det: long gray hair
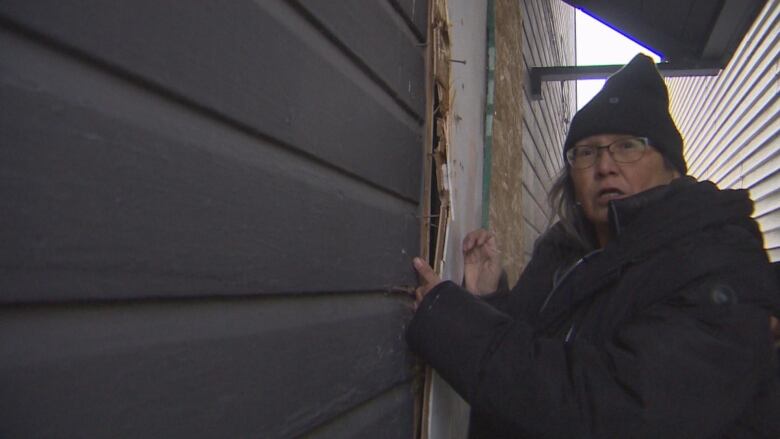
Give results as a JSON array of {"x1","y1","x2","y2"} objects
[{"x1": 547, "y1": 168, "x2": 598, "y2": 252}]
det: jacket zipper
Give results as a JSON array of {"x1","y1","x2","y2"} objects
[
  {"x1": 564, "y1": 324, "x2": 576, "y2": 343},
  {"x1": 538, "y1": 248, "x2": 602, "y2": 314},
  {"x1": 609, "y1": 201, "x2": 621, "y2": 236}
]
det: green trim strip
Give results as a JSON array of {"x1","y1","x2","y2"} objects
[{"x1": 482, "y1": 0, "x2": 496, "y2": 228}]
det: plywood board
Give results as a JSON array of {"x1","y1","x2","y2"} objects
[{"x1": 489, "y1": 0, "x2": 526, "y2": 285}]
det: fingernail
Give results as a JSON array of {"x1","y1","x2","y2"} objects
[{"x1": 413, "y1": 257, "x2": 423, "y2": 268}]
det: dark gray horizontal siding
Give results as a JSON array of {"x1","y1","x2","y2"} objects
[
  {"x1": 0, "y1": 0, "x2": 424, "y2": 436},
  {"x1": 0, "y1": 0, "x2": 422, "y2": 201},
  {"x1": 0, "y1": 293, "x2": 414, "y2": 439},
  {"x1": 390, "y1": 0, "x2": 428, "y2": 40},
  {"x1": 302, "y1": 382, "x2": 415, "y2": 438},
  {"x1": 293, "y1": 0, "x2": 425, "y2": 116},
  {"x1": 0, "y1": 3, "x2": 423, "y2": 303},
  {"x1": 0, "y1": 28, "x2": 419, "y2": 302}
]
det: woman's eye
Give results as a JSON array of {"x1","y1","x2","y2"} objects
[
  {"x1": 576, "y1": 147, "x2": 594, "y2": 157},
  {"x1": 617, "y1": 140, "x2": 639, "y2": 150}
]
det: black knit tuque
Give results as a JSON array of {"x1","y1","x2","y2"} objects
[{"x1": 563, "y1": 53, "x2": 687, "y2": 175}]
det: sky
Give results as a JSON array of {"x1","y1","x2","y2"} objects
[{"x1": 576, "y1": 10, "x2": 660, "y2": 109}]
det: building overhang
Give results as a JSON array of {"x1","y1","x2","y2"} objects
[{"x1": 530, "y1": 0, "x2": 767, "y2": 100}]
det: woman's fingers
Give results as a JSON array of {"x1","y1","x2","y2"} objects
[
  {"x1": 464, "y1": 231, "x2": 498, "y2": 263},
  {"x1": 463, "y1": 229, "x2": 488, "y2": 252},
  {"x1": 477, "y1": 231, "x2": 494, "y2": 247},
  {"x1": 463, "y1": 229, "x2": 492, "y2": 252}
]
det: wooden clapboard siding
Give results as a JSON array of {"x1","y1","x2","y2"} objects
[
  {"x1": 0, "y1": 0, "x2": 424, "y2": 437},
  {"x1": 667, "y1": 0, "x2": 779, "y2": 260},
  {"x1": 520, "y1": 0, "x2": 576, "y2": 262}
]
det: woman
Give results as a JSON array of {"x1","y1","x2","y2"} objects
[{"x1": 406, "y1": 54, "x2": 780, "y2": 438}]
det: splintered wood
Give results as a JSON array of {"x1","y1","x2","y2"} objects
[
  {"x1": 416, "y1": 2, "x2": 452, "y2": 439},
  {"x1": 431, "y1": 0, "x2": 452, "y2": 276}
]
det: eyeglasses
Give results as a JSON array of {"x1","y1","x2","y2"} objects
[{"x1": 566, "y1": 136, "x2": 650, "y2": 169}]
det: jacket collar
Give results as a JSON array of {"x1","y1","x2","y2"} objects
[
  {"x1": 537, "y1": 177, "x2": 759, "y2": 326},
  {"x1": 605, "y1": 177, "x2": 758, "y2": 256},
  {"x1": 607, "y1": 177, "x2": 680, "y2": 238}
]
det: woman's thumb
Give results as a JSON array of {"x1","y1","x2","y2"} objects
[{"x1": 413, "y1": 257, "x2": 436, "y2": 283}]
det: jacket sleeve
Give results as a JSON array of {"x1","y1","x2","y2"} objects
[
  {"x1": 406, "y1": 279, "x2": 774, "y2": 438},
  {"x1": 473, "y1": 270, "x2": 510, "y2": 310}
]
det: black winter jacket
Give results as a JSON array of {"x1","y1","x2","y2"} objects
[{"x1": 407, "y1": 177, "x2": 780, "y2": 438}]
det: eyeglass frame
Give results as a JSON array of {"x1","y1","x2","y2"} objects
[{"x1": 565, "y1": 136, "x2": 651, "y2": 169}]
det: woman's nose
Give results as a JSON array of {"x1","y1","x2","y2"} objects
[{"x1": 594, "y1": 148, "x2": 619, "y2": 174}]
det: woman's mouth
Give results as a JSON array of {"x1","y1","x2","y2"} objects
[{"x1": 597, "y1": 188, "x2": 625, "y2": 202}]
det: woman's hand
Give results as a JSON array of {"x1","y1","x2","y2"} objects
[
  {"x1": 463, "y1": 229, "x2": 502, "y2": 295},
  {"x1": 412, "y1": 257, "x2": 442, "y2": 307}
]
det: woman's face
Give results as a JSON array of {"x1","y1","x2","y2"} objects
[{"x1": 570, "y1": 134, "x2": 680, "y2": 235}]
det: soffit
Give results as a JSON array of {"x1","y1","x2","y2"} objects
[{"x1": 563, "y1": 0, "x2": 767, "y2": 67}]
